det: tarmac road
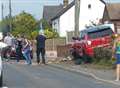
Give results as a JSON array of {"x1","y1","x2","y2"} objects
[{"x1": 2, "y1": 62, "x2": 120, "y2": 88}]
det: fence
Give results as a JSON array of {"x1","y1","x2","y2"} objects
[
  {"x1": 45, "y1": 38, "x2": 66, "y2": 51},
  {"x1": 32, "y1": 38, "x2": 66, "y2": 58},
  {"x1": 57, "y1": 45, "x2": 71, "y2": 57},
  {"x1": 66, "y1": 31, "x2": 74, "y2": 43}
]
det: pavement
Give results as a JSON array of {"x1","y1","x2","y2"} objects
[{"x1": 47, "y1": 62, "x2": 120, "y2": 86}]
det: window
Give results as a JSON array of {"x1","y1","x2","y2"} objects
[
  {"x1": 80, "y1": 31, "x2": 86, "y2": 39},
  {"x1": 88, "y1": 28, "x2": 113, "y2": 39},
  {"x1": 88, "y1": 4, "x2": 91, "y2": 9}
]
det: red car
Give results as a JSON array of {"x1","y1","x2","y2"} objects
[{"x1": 70, "y1": 24, "x2": 114, "y2": 61}]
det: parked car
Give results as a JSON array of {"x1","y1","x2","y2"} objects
[
  {"x1": 0, "y1": 32, "x2": 8, "y2": 87},
  {"x1": 0, "y1": 32, "x2": 4, "y2": 87},
  {"x1": 70, "y1": 24, "x2": 114, "y2": 62}
]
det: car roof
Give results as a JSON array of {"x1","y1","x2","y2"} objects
[{"x1": 81, "y1": 25, "x2": 111, "y2": 33}]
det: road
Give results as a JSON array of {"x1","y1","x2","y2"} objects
[{"x1": 2, "y1": 62, "x2": 120, "y2": 88}]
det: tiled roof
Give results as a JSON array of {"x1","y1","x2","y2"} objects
[
  {"x1": 43, "y1": 5, "x2": 63, "y2": 24},
  {"x1": 51, "y1": 1, "x2": 75, "y2": 20},
  {"x1": 105, "y1": 3, "x2": 120, "y2": 20}
]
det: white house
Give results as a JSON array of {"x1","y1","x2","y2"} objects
[{"x1": 51, "y1": 0, "x2": 105, "y2": 37}]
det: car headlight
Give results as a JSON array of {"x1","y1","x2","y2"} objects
[{"x1": 87, "y1": 40, "x2": 92, "y2": 45}]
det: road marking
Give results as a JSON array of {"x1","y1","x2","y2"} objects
[{"x1": 2, "y1": 87, "x2": 8, "y2": 88}]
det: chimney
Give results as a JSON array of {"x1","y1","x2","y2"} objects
[{"x1": 63, "y1": 0, "x2": 68, "y2": 8}]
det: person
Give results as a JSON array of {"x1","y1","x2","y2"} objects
[
  {"x1": 16, "y1": 35, "x2": 23, "y2": 62},
  {"x1": 0, "y1": 33, "x2": 8, "y2": 58},
  {"x1": 3, "y1": 33, "x2": 13, "y2": 60},
  {"x1": 22, "y1": 36, "x2": 32, "y2": 65},
  {"x1": 29, "y1": 40, "x2": 33, "y2": 59},
  {"x1": 112, "y1": 34, "x2": 120, "y2": 81},
  {"x1": 36, "y1": 31, "x2": 46, "y2": 65}
]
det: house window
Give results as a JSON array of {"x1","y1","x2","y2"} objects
[
  {"x1": 54, "y1": 22, "x2": 56, "y2": 26},
  {"x1": 88, "y1": 4, "x2": 91, "y2": 9}
]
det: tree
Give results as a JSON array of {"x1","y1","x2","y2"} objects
[
  {"x1": 12, "y1": 11, "x2": 38, "y2": 38},
  {"x1": 0, "y1": 16, "x2": 10, "y2": 34},
  {"x1": 40, "y1": 19, "x2": 59, "y2": 38}
]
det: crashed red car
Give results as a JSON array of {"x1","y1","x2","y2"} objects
[{"x1": 70, "y1": 24, "x2": 114, "y2": 60}]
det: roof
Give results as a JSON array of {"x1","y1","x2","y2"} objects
[
  {"x1": 100, "y1": 0, "x2": 106, "y2": 4},
  {"x1": 105, "y1": 3, "x2": 120, "y2": 20},
  {"x1": 51, "y1": 1, "x2": 75, "y2": 20},
  {"x1": 43, "y1": 5, "x2": 63, "y2": 24},
  {"x1": 51, "y1": 0, "x2": 105, "y2": 21},
  {"x1": 83, "y1": 25, "x2": 111, "y2": 33}
]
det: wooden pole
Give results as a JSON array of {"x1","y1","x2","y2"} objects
[
  {"x1": 75, "y1": 0, "x2": 80, "y2": 37},
  {"x1": 9, "y1": 0, "x2": 12, "y2": 32}
]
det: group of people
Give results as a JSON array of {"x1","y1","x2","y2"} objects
[
  {"x1": 2, "y1": 31, "x2": 46, "y2": 65},
  {"x1": 3, "y1": 33, "x2": 33, "y2": 65}
]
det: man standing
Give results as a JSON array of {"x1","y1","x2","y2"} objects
[{"x1": 36, "y1": 31, "x2": 46, "y2": 65}]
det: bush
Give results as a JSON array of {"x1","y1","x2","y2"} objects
[{"x1": 93, "y1": 47, "x2": 113, "y2": 65}]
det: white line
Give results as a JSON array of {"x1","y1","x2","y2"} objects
[{"x1": 2, "y1": 87, "x2": 8, "y2": 88}]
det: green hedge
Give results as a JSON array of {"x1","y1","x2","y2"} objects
[{"x1": 93, "y1": 47, "x2": 113, "y2": 65}]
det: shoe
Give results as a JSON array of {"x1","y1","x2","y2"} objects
[
  {"x1": 37, "y1": 62, "x2": 40, "y2": 65},
  {"x1": 41, "y1": 63, "x2": 46, "y2": 66},
  {"x1": 115, "y1": 79, "x2": 119, "y2": 81}
]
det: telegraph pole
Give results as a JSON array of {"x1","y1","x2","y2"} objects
[
  {"x1": 1, "y1": 3, "x2": 4, "y2": 20},
  {"x1": 74, "y1": 0, "x2": 80, "y2": 37},
  {"x1": 9, "y1": 0, "x2": 12, "y2": 32}
]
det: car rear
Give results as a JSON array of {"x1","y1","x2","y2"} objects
[{"x1": 84, "y1": 26, "x2": 114, "y2": 56}]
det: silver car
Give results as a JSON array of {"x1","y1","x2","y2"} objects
[{"x1": 0, "y1": 32, "x2": 8, "y2": 87}]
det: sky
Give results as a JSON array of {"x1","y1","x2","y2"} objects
[
  {"x1": 0, "y1": 0, "x2": 120, "y2": 21},
  {"x1": 0, "y1": 0, "x2": 73, "y2": 20}
]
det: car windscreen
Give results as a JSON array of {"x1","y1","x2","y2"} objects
[{"x1": 87, "y1": 27, "x2": 113, "y2": 39}]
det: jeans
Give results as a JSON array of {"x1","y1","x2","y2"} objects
[
  {"x1": 36, "y1": 48, "x2": 45, "y2": 64},
  {"x1": 16, "y1": 47, "x2": 22, "y2": 62},
  {"x1": 22, "y1": 48, "x2": 32, "y2": 64}
]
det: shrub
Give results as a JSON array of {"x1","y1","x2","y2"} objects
[{"x1": 93, "y1": 47, "x2": 112, "y2": 64}]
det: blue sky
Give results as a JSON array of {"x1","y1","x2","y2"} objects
[
  {"x1": 0, "y1": 0, "x2": 73, "y2": 20},
  {"x1": 0, "y1": 0, "x2": 120, "y2": 20}
]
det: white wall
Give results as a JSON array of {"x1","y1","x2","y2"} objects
[
  {"x1": 79, "y1": 0, "x2": 105, "y2": 30},
  {"x1": 59, "y1": 6, "x2": 75, "y2": 37}
]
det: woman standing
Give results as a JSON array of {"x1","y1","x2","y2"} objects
[
  {"x1": 22, "y1": 36, "x2": 32, "y2": 65},
  {"x1": 113, "y1": 34, "x2": 120, "y2": 81}
]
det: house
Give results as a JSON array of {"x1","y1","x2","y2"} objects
[
  {"x1": 51, "y1": 0, "x2": 106, "y2": 37},
  {"x1": 102, "y1": 3, "x2": 120, "y2": 33}
]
